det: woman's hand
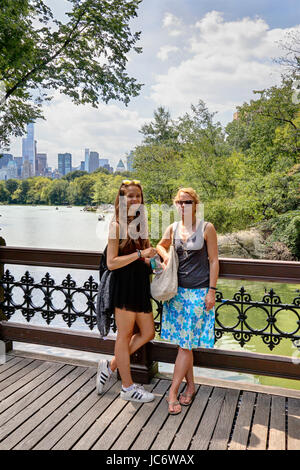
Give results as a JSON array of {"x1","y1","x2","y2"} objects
[
  {"x1": 141, "y1": 247, "x2": 157, "y2": 258},
  {"x1": 205, "y1": 290, "x2": 216, "y2": 311}
]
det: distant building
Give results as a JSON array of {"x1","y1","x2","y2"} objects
[
  {"x1": 58, "y1": 153, "x2": 72, "y2": 176},
  {"x1": 80, "y1": 161, "x2": 85, "y2": 171},
  {"x1": 89, "y1": 151, "x2": 99, "y2": 173},
  {"x1": 99, "y1": 158, "x2": 109, "y2": 167},
  {"x1": 0, "y1": 168, "x2": 8, "y2": 180},
  {"x1": 126, "y1": 152, "x2": 134, "y2": 172},
  {"x1": 7, "y1": 160, "x2": 18, "y2": 179},
  {"x1": 0, "y1": 153, "x2": 13, "y2": 169},
  {"x1": 103, "y1": 163, "x2": 113, "y2": 173},
  {"x1": 84, "y1": 148, "x2": 89, "y2": 173},
  {"x1": 36, "y1": 153, "x2": 47, "y2": 176},
  {"x1": 115, "y1": 159, "x2": 126, "y2": 173},
  {"x1": 22, "y1": 123, "x2": 36, "y2": 175},
  {"x1": 14, "y1": 157, "x2": 23, "y2": 178},
  {"x1": 22, "y1": 159, "x2": 33, "y2": 179}
]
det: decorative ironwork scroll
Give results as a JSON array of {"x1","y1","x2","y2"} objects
[{"x1": 0, "y1": 269, "x2": 299, "y2": 351}]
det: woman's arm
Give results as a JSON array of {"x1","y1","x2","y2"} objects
[
  {"x1": 156, "y1": 224, "x2": 173, "y2": 265},
  {"x1": 106, "y1": 222, "x2": 156, "y2": 270},
  {"x1": 205, "y1": 222, "x2": 219, "y2": 309}
]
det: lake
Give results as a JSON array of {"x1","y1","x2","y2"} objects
[{"x1": 1, "y1": 204, "x2": 299, "y2": 390}]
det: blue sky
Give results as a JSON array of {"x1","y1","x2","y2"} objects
[{"x1": 9, "y1": 0, "x2": 300, "y2": 170}]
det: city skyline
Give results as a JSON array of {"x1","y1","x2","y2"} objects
[{"x1": 6, "y1": 1, "x2": 300, "y2": 168}]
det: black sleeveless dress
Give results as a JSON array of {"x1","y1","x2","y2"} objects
[{"x1": 112, "y1": 254, "x2": 153, "y2": 313}]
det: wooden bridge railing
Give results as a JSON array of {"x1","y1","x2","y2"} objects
[{"x1": 0, "y1": 245, "x2": 299, "y2": 383}]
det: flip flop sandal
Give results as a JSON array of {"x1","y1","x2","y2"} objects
[
  {"x1": 166, "y1": 397, "x2": 182, "y2": 415},
  {"x1": 179, "y1": 391, "x2": 196, "y2": 406}
]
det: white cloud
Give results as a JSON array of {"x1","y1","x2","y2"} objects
[
  {"x1": 151, "y1": 11, "x2": 298, "y2": 122},
  {"x1": 163, "y1": 12, "x2": 185, "y2": 37},
  {"x1": 157, "y1": 45, "x2": 180, "y2": 61}
]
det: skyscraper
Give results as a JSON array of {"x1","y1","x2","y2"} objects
[
  {"x1": 89, "y1": 151, "x2": 99, "y2": 173},
  {"x1": 36, "y1": 153, "x2": 47, "y2": 176},
  {"x1": 22, "y1": 123, "x2": 36, "y2": 175},
  {"x1": 84, "y1": 149, "x2": 90, "y2": 173},
  {"x1": 58, "y1": 153, "x2": 72, "y2": 176}
]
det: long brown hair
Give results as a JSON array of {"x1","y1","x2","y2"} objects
[{"x1": 114, "y1": 182, "x2": 149, "y2": 255}]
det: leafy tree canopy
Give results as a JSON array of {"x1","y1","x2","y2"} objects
[{"x1": 0, "y1": 0, "x2": 143, "y2": 149}]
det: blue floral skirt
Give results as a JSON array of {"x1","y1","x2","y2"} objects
[{"x1": 160, "y1": 286, "x2": 215, "y2": 350}]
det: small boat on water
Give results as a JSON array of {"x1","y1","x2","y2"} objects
[{"x1": 98, "y1": 214, "x2": 105, "y2": 221}]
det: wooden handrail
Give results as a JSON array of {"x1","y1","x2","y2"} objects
[{"x1": 0, "y1": 246, "x2": 299, "y2": 282}]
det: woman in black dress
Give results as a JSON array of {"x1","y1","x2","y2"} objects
[{"x1": 96, "y1": 180, "x2": 157, "y2": 403}]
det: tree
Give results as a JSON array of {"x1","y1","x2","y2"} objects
[
  {"x1": 226, "y1": 79, "x2": 300, "y2": 174},
  {"x1": 139, "y1": 106, "x2": 178, "y2": 146},
  {"x1": 276, "y1": 29, "x2": 300, "y2": 75},
  {"x1": 0, "y1": 0, "x2": 143, "y2": 149}
]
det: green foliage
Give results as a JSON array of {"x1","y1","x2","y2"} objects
[{"x1": 0, "y1": 0, "x2": 143, "y2": 149}]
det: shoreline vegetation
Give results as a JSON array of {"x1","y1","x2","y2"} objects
[{"x1": 1, "y1": 80, "x2": 300, "y2": 261}]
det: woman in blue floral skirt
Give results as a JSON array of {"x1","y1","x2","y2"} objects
[{"x1": 156, "y1": 187, "x2": 219, "y2": 415}]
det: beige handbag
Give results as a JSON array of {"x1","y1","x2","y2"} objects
[{"x1": 150, "y1": 223, "x2": 179, "y2": 302}]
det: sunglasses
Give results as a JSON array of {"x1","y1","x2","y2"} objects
[
  {"x1": 122, "y1": 179, "x2": 141, "y2": 185},
  {"x1": 176, "y1": 200, "x2": 194, "y2": 206}
]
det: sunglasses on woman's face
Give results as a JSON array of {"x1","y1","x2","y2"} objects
[
  {"x1": 122, "y1": 179, "x2": 141, "y2": 185},
  {"x1": 176, "y1": 200, "x2": 194, "y2": 206}
]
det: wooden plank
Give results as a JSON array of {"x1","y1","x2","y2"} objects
[
  {"x1": 111, "y1": 380, "x2": 170, "y2": 451},
  {"x1": 0, "y1": 356, "x2": 24, "y2": 375},
  {"x1": 151, "y1": 384, "x2": 199, "y2": 451},
  {"x1": 34, "y1": 375, "x2": 119, "y2": 450},
  {"x1": 248, "y1": 393, "x2": 271, "y2": 450},
  {"x1": 190, "y1": 387, "x2": 226, "y2": 450},
  {"x1": 91, "y1": 380, "x2": 159, "y2": 450},
  {"x1": 228, "y1": 392, "x2": 256, "y2": 450},
  {"x1": 72, "y1": 391, "x2": 131, "y2": 450},
  {"x1": 287, "y1": 398, "x2": 300, "y2": 450},
  {"x1": 2, "y1": 246, "x2": 299, "y2": 282},
  {"x1": 0, "y1": 364, "x2": 74, "y2": 435},
  {"x1": 0, "y1": 360, "x2": 44, "y2": 396},
  {"x1": 0, "y1": 362, "x2": 65, "y2": 417},
  {"x1": 52, "y1": 380, "x2": 122, "y2": 450},
  {"x1": 0, "y1": 360, "x2": 54, "y2": 405},
  {"x1": 0, "y1": 365, "x2": 87, "y2": 449},
  {"x1": 0, "y1": 358, "x2": 34, "y2": 387},
  {"x1": 171, "y1": 385, "x2": 212, "y2": 450},
  {"x1": 131, "y1": 383, "x2": 184, "y2": 451},
  {"x1": 268, "y1": 396, "x2": 286, "y2": 450},
  {"x1": 209, "y1": 388, "x2": 240, "y2": 450},
  {"x1": 14, "y1": 368, "x2": 96, "y2": 450}
]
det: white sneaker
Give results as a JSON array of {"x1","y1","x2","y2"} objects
[
  {"x1": 96, "y1": 359, "x2": 113, "y2": 395},
  {"x1": 120, "y1": 384, "x2": 155, "y2": 403}
]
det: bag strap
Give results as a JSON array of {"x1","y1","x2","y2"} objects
[{"x1": 171, "y1": 221, "x2": 178, "y2": 246}]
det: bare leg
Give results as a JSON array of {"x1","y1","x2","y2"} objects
[
  {"x1": 168, "y1": 347, "x2": 194, "y2": 413},
  {"x1": 109, "y1": 310, "x2": 155, "y2": 376},
  {"x1": 113, "y1": 308, "x2": 136, "y2": 388}
]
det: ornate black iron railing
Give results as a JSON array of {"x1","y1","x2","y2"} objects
[{"x1": 1, "y1": 268, "x2": 299, "y2": 352}]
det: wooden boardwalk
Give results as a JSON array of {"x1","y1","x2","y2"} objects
[{"x1": 0, "y1": 352, "x2": 299, "y2": 450}]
